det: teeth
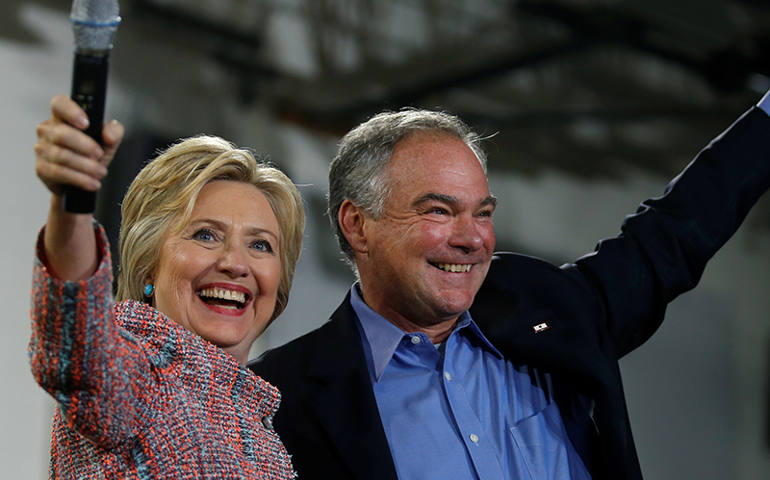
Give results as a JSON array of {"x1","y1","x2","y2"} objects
[
  {"x1": 198, "y1": 287, "x2": 246, "y2": 304},
  {"x1": 436, "y1": 263, "x2": 472, "y2": 273}
]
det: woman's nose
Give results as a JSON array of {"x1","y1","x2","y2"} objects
[{"x1": 216, "y1": 242, "x2": 249, "y2": 277}]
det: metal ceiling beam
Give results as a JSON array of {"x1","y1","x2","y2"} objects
[
  {"x1": 267, "y1": 37, "x2": 596, "y2": 130},
  {"x1": 517, "y1": 0, "x2": 770, "y2": 92}
]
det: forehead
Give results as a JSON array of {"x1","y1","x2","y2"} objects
[
  {"x1": 189, "y1": 180, "x2": 279, "y2": 230},
  {"x1": 385, "y1": 131, "x2": 490, "y2": 201}
]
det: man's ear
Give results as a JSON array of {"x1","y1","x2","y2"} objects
[{"x1": 338, "y1": 199, "x2": 369, "y2": 254}]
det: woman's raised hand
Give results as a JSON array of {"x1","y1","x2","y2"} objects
[
  {"x1": 37, "y1": 95, "x2": 125, "y2": 281},
  {"x1": 34, "y1": 94, "x2": 124, "y2": 196}
]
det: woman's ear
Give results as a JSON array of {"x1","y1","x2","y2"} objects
[{"x1": 338, "y1": 199, "x2": 369, "y2": 255}]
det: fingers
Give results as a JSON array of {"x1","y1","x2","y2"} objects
[
  {"x1": 35, "y1": 148, "x2": 102, "y2": 193},
  {"x1": 35, "y1": 120, "x2": 107, "y2": 184},
  {"x1": 50, "y1": 94, "x2": 89, "y2": 130},
  {"x1": 35, "y1": 95, "x2": 123, "y2": 196},
  {"x1": 36, "y1": 116, "x2": 103, "y2": 160},
  {"x1": 36, "y1": 133, "x2": 107, "y2": 174}
]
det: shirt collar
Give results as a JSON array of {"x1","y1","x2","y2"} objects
[{"x1": 350, "y1": 284, "x2": 503, "y2": 381}]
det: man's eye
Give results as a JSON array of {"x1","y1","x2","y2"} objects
[
  {"x1": 428, "y1": 207, "x2": 448, "y2": 215},
  {"x1": 251, "y1": 239, "x2": 273, "y2": 253},
  {"x1": 192, "y1": 229, "x2": 216, "y2": 242}
]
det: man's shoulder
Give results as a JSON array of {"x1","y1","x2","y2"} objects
[
  {"x1": 476, "y1": 251, "x2": 597, "y2": 315},
  {"x1": 488, "y1": 251, "x2": 559, "y2": 272},
  {"x1": 248, "y1": 295, "x2": 358, "y2": 381},
  {"x1": 249, "y1": 321, "x2": 331, "y2": 372},
  {"x1": 484, "y1": 251, "x2": 579, "y2": 290}
]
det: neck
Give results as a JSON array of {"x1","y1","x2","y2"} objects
[
  {"x1": 356, "y1": 285, "x2": 459, "y2": 344},
  {"x1": 225, "y1": 346, "x2": 248, "y2": 366},
  {"x1": 392, "y1": 318, "x2": 457, "y2": 344}
]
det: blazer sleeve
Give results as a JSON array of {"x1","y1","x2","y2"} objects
[
  {"x1": 28, "y1": 223, "x2": 158, "y2": 448},
  {"x1": 574, "y1": 106, "x2": 770, "y2": 358}
]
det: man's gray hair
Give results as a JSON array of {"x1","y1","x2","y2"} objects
[{"x1": 327, "y1": 108, "x2": 488, "y2": 268}]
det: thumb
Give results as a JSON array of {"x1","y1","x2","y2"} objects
[{"x1": 100, "y1": 120, "x2": 125, "y2": 166}]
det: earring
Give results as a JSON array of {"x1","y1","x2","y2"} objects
[{"x1": 143, "y1": 283, "x2": 155, "y2": 297}]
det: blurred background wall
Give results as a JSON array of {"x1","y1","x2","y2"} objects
[{"x1": 1, "y1": 0, "x2": 768, "y2": 478}]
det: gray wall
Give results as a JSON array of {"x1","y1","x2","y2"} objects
[{"x1": 2, "y1": 4, "x2": 768, "y2": 478}]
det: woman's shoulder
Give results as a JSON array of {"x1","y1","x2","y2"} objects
[{"x1": 113, "y1": 300, "x2": 189, "y2": 366}]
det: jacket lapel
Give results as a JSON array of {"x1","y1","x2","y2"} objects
[{"x1": 301, "y1": 294, "x2": 398, "y2": 480}]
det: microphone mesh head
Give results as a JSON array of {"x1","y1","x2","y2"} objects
[{"x1": 70, "y1": 0, "x2": 121, "y2": 52}]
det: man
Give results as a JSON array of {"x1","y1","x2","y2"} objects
[{"x1": 250, "y1": 92, "x2": 770, "y2": 479}]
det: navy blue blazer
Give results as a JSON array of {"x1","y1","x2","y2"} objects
[{"x1": 250, "y1": 107, "x2": 770, "y2": 480}]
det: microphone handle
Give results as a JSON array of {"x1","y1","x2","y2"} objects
[{"x1": 64, "y1": 52, "x2": 109, "y2": 213}]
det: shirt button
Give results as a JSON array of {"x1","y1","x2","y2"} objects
[
  {"x1": 444, "y1": 372, "x2": 452, "y2": 381},
  {"x1": 469, "y1": 433, "x2": 479, "y2": 444},
  {"x1": 410, "y1": 336, "x2": 421, "y2": 345}
]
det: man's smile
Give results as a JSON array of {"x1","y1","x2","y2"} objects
[{"x1": 430, "y1": 262, "x2": 473, "y2": 273}]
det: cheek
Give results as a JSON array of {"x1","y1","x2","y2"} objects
[
  {"x1": 481, "y1": 225, "x2": 496, "y2": 251},
  {"x1": 160, "y1": 250, "x2": 196, "y2": 288},
  {"x1": 255, "y1": 258, "x2": 282, "y2": 295},
  {"x1": 415, "y1": 223, "x2": 452, "y2": 248},
  {"x1": 156, "y1": 248, "x2": 203, "y2": 315},
  {"x1": 156, "y1": 273, "x2": 189, "y2": 320}
]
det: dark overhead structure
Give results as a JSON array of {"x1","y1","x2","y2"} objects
[{"x1": 5, "y1": 0, "x2": 770, "y2": 181}]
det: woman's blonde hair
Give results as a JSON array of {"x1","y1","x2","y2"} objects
[{"x1": 116, "y1": 135, "x2": 305, "y2": 323}]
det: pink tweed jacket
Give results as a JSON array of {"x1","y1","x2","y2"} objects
[{"x1": 29, "y1": 226, "x2": 295, "y2": 479}]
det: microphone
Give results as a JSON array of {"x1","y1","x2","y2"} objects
[{"x1": 64, "y1": 0, "x2": 121, "y2": 213}]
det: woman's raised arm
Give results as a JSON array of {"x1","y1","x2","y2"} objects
[{"x1": 34, "y1": 94, "x2": 123, "y2": 280}]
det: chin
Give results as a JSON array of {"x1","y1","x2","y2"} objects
[
  {"x1": 442, "y1": 293, "x2": 472, "y2": 306},
  {"x1": 435, "y1": 297, "x2": 475, "y2": 317}
]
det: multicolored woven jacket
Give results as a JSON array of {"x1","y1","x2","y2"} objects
[{"x1": 28, "y1": 225, "x2": 295, "y2": 479}]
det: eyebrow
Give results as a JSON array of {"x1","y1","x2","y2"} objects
[
  {"x1": 412, "y1": 192, "x2": 497, "y2": 209},
  {"x1": 188, "y1": 218, "x2": 280, "y2": 242}
]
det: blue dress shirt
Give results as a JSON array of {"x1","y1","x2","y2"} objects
[
  {"x1": 350, "y1": 285, "x2": 591, "y2": 480},
  {"x1": 758, "y1": 89, "x2": 770, "y2": 115}
]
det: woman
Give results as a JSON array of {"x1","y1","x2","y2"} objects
[{"x1": 30, "y1": 95, "x2": 304, "y2": 479}]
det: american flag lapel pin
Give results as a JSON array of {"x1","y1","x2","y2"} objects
[{"x1": 532, "y1": 322, "x2": 550, "y2": 333}]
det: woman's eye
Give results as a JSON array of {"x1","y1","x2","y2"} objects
[
  {"x1": 251, "y1": 239, "x2": 273, "y2": 253},
  {"x1": 192, "y1": 229, "x2": 216, "y2": 242}
]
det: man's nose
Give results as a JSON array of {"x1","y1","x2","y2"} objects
[{"x1": 447, "y1": 215, "x2": 483, "y2": 252}]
